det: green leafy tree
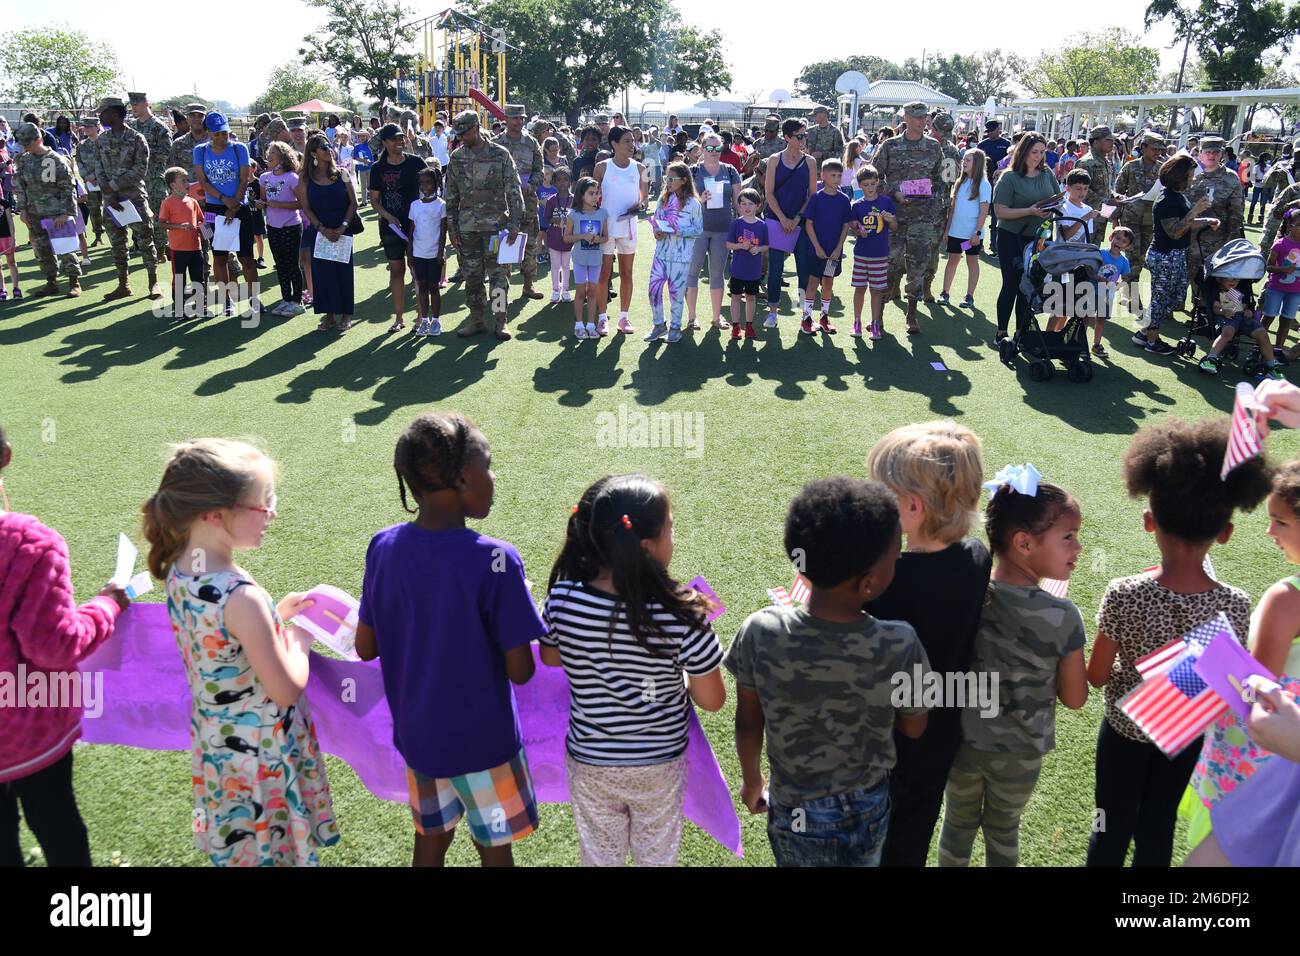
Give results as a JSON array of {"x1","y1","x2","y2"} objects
[
  {"x1": 248, "y1": 65, "x2": 342, "y2": 117},
  {"x1": 298, "y1": 0, "x2": 417, "y2": 113},
  {"x1": 1146, "y1": 0, "x2": 1300, "y2": 131},
  {"x1": 0, "y1": 24, "x2": 120, "y2": 114},
  {"x1": 465, "y1": 0, "x2": 731, "y2": 126},
  {"x1": 793, "y1": 56, "x2": 903, "y2": 107},
  {"x1": 1025, "y1": 29, "x2": 1160, "y2": 99},
  {"x1": 923, "y1": 51, "x2": 1028, "y2": 105}
]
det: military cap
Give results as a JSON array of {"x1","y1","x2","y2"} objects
[
  {"x1": 287, "y1": 117, "x2": 308, "y2": 130},
  {"x1": 127, "y1": 91, "x2": 147, "y2": 104},
  {"x1": 593, "y1": 112, "x2": 610, "y2": 124},
  {"x1": 452, "y1": 110, "x2": 479, "y2": 134},
  {"x1": 1199, "y1": 135, "x2": 1226, "y2": 151},
  {"x1": 504, "y1": 103, "x2": 526, "y2": 118},
  {"x1": 255, "y1": 112, "x2": 271, "y2": 126},
  {"x1": 1137, "y1": 131, "x2": 1165, "y2": 148},
  {"x1": 764, "y1": 114, "x2": 780, "y2": 130},
  {"x1": 985, "y1": 119, "x2": 1001, "y2": 130},
  {"x1": 1088, "y1": 125, "x2": 1114, "y2": 142},
  {"x1": 98, "y1": 96, "x2": 127, "y2": 113},
  {"x1": 79, "y1": 116, "x2": 101, "y2": 128},
  {"x1": 813, "y1": 105, "x2": 830, "y2": 116},
  {"x1": 265, "y1": 118, "x2": 288, "y2": 138},
  {"x1": 902, "y1": 101, "x2": 928, "y2": 118},
  {"x1": 13, "y1": 122, "x2": 40, "y2": 146},
  {"x1": 184, "y1": 103, "x2": 208, "y2": 116},
  {"x1": 931, "y1": 112, "x2": 954, "y2": 133}
]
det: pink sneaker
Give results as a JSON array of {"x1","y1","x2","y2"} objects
[
  {"x1": 617, "y1": 315, "x2": 634, "y2": 334},
  {"x1": 870, "y1": 320, "x2": 883, "y2": 340},
  {"x1": 596, "y1": 316, "x2": 609, "y2": 336}
]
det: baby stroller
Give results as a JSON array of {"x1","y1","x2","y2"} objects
[
  {"x1": 1000, "y1": 216, "x2": 1103, "y2": 383},
  {"x1": 1174, "y1": 239, "x2": 1270, "y2": 375}
]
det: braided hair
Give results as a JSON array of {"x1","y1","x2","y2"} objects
[{"x1": 393, "y1": 412, "x2": 483, "y2": 513}]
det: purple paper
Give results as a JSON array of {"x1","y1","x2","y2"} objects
[
  {"x1": 930, "y1": 361, "x2": 948, "y2": 371},
  {"x1": 387, "y1": 221, "x2": 409, "y2": 243},
  {"x1": 39, "y1": 217, "x2": 80, "y2": 240},
  {"x1": 766, "y1": 218, "x2": 798, "y2": 253},
  {"x1": 959, "y1": 240, "x2": 972, "y2": 251},
  {"x1": 1194, "y1": 630, "x2": 1280, "y2": 720},
  {"x1": 79, "y1": 604, "x2": 742, "y2": 856},
  {"x1": 687, "y1": 575, "x2": 726, "y2": 622}
]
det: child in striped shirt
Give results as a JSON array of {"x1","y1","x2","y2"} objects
[{"x1": 540, "y1": 474, "x2": 725, "y2": 866}]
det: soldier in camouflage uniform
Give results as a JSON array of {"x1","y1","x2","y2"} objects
[
  {"x1": 873, "y1": 101, "x2": 946, "y2": 332},
  {"x1": 1111, "y1": 131, "x2": 1164, "y2": 311},
  {"x1": 937, "y1": 578, "x2": 1086, "y2": 868},
  {"x1": 533, "y1": 118, "x2": 575, "y2": 165},
  {"x1": 923, "y1": 111, "x2": 961, "y2": 299},
  {"x1": 11, "y1": 123, "x2": 82, "y2": 297},
  {"x1": 94, "y1": 96, "x2": 161, "y2": 300},
  {"x1": 494, "y1": 103, "x2": 545, "y2": 299},
  {"x1": 1076, "y1": 125, "x2": 1116, "y2": 244},
  {"x1": 750, "y1": 115, "x2": 785, "y2": 167},
  {"x1": 168, "y1": 104, "x2": 213, "y2": 283},
  {"x1": 1262, "y1": 176, "x2": 1300, "y2": 253},
  {"x1": 128, "y1": 92, "x2": 174, "y2": 264},
  {"x1": 1186, "y1": 135, "x2": 1244, "y2": 293},
  {"x1": 74, "y1": 116, "x2": 105, "y2": 246},
  {"x1": 445, "y1": 110, "x2": 525, "y2": 340},
  {"x1": 805, "y1": 105, "x2": 845, "y2": 166},
  {"x1": 288, "y1": 117, "x2": 309, "y2": 157}
]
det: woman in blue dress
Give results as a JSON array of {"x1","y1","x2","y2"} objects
[{"x1": 296, "y1": 134, "x2": 357, "y2": 331}]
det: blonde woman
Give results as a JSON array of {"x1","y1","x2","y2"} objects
[{"x1": 941, "y1": 149, "x2": 992, "y2": 307}]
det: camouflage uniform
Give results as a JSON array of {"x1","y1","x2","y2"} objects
[
  {"x1": 12, "y1": 139, "x2": 82, "y2": 282},
  {"x1": 873, "y1": 123, "x2": 946, "y2": 301},
  {"x1": 752, "y1": 132, "x2": 784, "y2": 162},
  {"x1": 1114, "y1": 153, "x2": 1162, "y2": 282},
  {"x1": 805, "y1": 120, "x2": 845, "y2": 165},
  {"x1": 924, "y1": 118, "x2": 961, "y2": 290},
  {"x1": 494, "y1": 117, "x2": 544, "y2": 290},
  {"x1": 134, "y1": 111, "x2": 173, "y2": 262},
  {"x1": 1076, "y1": 143, "x2": 1114, "y2": 243},
  {"x1": 445, "y1": 112, "x2": 525, "y2": 337},
  {"x1": 722, "y1": 605, "x2": 929, "y2": 808},
  {"x1": 73, "y1": 131, "x2": 104, "y2": 241},
  {"x1": 95, "y1": 120, "x2": 159, "y2": 271},
  {"x1": 1186, "y1": 160, "x2": 1245, "y2": 281},
  {"x1": 1263, "y1": 179, "x2": 1300, "y2": 252},
  {"x1": 937, "y1": 583, "x2": 1085, "y2": 868}
]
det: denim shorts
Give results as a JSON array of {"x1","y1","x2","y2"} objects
[
  {"x1": 766, "y1": 776, "x2": 890, "y2": 867},
  {"x1": 1262, "y1": 286, "x2": 1300, "y2": 321},
  {"x1": 1221, "y1": 310, "x2": 1264, "y2": 335}
]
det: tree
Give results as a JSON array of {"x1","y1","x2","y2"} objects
[
  {"x1": 0, "y1": 24, "x2": 119, "y2": 114},
  {"x1": 1025, "y1": 29, "x2": 1161, "y2": 99},
  {"x1": 464, "y1": 0, "x2": 731, "y2": 126},
  {"x1": 915, "y1": 50, "x2": 1027, "y2": 104},
  {"x1": 248, "y1": 65, "x2": 343, "y2": 117},
  {"x1": 156, "y1": 94, "x2": 236, "y2": 115},
  {"x1": 298, "y1": 0, "x2": 417, "y2": 113},
  {"x1": 794, "y1": 56, "x2": 903, "y2": 107}
]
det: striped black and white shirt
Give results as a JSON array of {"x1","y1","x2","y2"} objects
[{"x1": 541, "y1": 581, "x2": 723, "y2": 766}]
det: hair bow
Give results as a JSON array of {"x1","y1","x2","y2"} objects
[{"x1": 983, "y1": 463, "x2": 1042, "y2": 497}]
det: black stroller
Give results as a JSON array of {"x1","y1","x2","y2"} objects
[
  {"x1": 1174, "y1": 238, "x2": 1271, "y2": 376},
  {"x1": 999, "y1": 216, "x2": 1102, "y2": 383}
]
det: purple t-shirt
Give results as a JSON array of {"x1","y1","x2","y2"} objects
[
  {"x1": 851, "y1": 194, "x2": 896, "y2": 259},
  {"x1": 805, "y1": 186, "x2": 853, "y2": 256},
  {"x1": 728, "y1": 218, "x2": 765, "y2": 281},
  {"x1": 258, "y1": 170, "x2": 301, "y2": 228},
  {"x1": 1269, "y1": 236, "x2": 1300, "y2": 292},
  {"x1": 357, "y1": 523, "x2": 546, "y2": 778}
]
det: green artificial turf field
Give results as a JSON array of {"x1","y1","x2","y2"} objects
[{"x1": 5, "y1": 204, "x2": 1295, "y2": 867}]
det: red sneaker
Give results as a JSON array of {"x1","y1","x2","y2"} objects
[
  {"x1": 731, "y1": 322, "x2": 742, "y2": 341},
  {"x1": 800, "y1": 317, "x2": 814, "y2": 334},
  {"x1": 744, "y1": 322, "x2": 757, "y2": 339},
  {"x1": 820, "y1": 315, "x2": 837, "y2": 334}
]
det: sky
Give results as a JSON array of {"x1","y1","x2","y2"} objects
[{"x1": 8, "y1": 0, "x2": 1190, "y2": 111}]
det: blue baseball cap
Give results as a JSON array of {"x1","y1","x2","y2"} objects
[{"x1": 204, "y1": 111, "x2": 230, "y2": 133}]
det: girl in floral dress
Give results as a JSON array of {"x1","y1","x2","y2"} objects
[{"x1": 143, "y1": 438, "x2": 338, "y2": 866}]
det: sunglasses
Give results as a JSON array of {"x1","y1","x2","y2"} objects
[
  {"x1": 790, "y1": 132, "x2": 807, "y2": 140},
  {"x1": 234, "y1": 495, "x2": 278, "y2": 517},
  {"x1": 664, "y1": 175, "x2": 682, "y2": 182}
]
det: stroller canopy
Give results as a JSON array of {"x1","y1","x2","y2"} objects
[{"x1": 1207, "y1": 239, "x2": 1266, "y2": 281}]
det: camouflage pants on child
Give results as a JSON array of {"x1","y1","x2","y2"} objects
[{"x1": 937, "y1": 744, "x2": 1043, "y2": 867}]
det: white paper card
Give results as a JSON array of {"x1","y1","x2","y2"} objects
[
  {"x1": 107, "y1": 201, "x2": 141, "y2": 226},
  {"x1": 706, "y1": 179, "x2": 725, "y2": 209},
  {"x1": 495, "y1": 231, "x2": 526, "y2": 264},
  {"x1": 125, "y1": 571, "x2": 153, "y2": 599},
  {"x1": 51, "y1": 235, "x2": 80, "y2": 256},
  {"x1": 212, "y1": 215, "x2": 242, "y2": 252},
  {"x1": 313, "y1": 232, "x2": 353, "y2": 262},
  {"x1": 84, "y1": 181, "x2": 101, "y2": 193},
  {"x1": 112, "y1": 533, "x2": 137, "y2": 588}
]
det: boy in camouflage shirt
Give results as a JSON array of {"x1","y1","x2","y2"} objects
[{"x1": 725, "y1": 477, "x2": 930, "y2": 867}]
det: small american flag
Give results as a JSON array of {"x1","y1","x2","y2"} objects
[
  {"x1": 1040, "y1": 577, "x2": 1070, "y2": 599},
  {"x1": 789, "y1": 574, "x2": 811, "y2": 606},
  {"x1": 1221, "y1": 382, "x2": 1264, "y2": 480},
  {"x1": 767, "y1": 587, "x2": 792, "y2": 608},
  {"x1": 1119, "y1": 613, "x2": 1232, "y2": 756}
]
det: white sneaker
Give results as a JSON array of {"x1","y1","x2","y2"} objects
[
  {"x1": 550, "y1": 290, "x2": 561, "y2": 303},
  {"x1": 562, "y1": 290, "x2": 574, "y2": 302},
  {"x1": 429, "y1": 317, "x2": 442, "y2": 336},
  {"x1": 585, "y1": 321, "x2": 597, "y2": 338},
  {"x1": 415, "y1": 318, "x2": 431, "y2": 336},
  {"x1": 575, "y1": 322, "x2": 587, "y2": 339},
  {"x1": 763, "y1": 312, "x2": 778, "y2": 329},
  {"x1": 618, "y1": 315, "x2": 635, "y2": 334},
  {"x1": 596, "y1": 316, "x2": 609, "y2": 336},
  {"x1": 285, "y1": 302, "x2": 306, "y2": 316}
]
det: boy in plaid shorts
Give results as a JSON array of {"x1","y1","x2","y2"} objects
[{"x1": 850, "y1": 166, "x2": 897, "y2": 339}]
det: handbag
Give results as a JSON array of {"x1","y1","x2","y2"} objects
[{"x1": 345, "y1": 212, "x2": 364, "y2": 236}]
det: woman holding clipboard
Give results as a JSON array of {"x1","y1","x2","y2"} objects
[{"x1": 297, "y1": 134, "x2": 357, "y2": 332}]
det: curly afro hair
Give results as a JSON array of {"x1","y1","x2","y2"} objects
[
  {"x1": 784, "y1": 477, "x2": 900, "y2": 588},
  {"x1": 1123, "y1": 417, "x2": 1272, "y2": 542}
]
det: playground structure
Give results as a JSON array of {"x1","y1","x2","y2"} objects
[{"x1": 395, "y1": 8, "x2": 517, "y2": 131}]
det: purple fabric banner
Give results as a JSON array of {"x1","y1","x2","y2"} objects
[{"x1": 79, "y1": 604, "x2": 743, "y2": 856}]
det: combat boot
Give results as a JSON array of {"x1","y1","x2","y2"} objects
[
  {"x1": 147, "y1": 267, "x2": 163, "y2": 300},
  {"x1": 456, "y1": 315, "x2": 486, "y2": 337},
  {"x1": 31, "y1": 277, "x2": 60, "y2": 297},
  {"x1": 67, "y1": 277, "x2": 81, "y2": 297},
  {"x1": 494, "y1": 315, "x2": 513, "y2": 340},
  {"x1": 521, "y1": 284, "x2": 544, "y2": 300},
  {"x1": 103, "y1": 264, "x2": 132, "y2": 300},
  {"x1": 90, "y1": 234, "x2": 103, "y2": 248},
  {"x1": 906, "y1": 297, "x2": 921, "y2": 335}
]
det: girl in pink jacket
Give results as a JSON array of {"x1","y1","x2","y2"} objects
[{"x1": 0, "y1": 423, "x2": 128, "y2": 865}]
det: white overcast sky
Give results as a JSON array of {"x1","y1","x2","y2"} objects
[{"x1": 9, "y1": 1, "x2": 1190, "y2": 109}]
